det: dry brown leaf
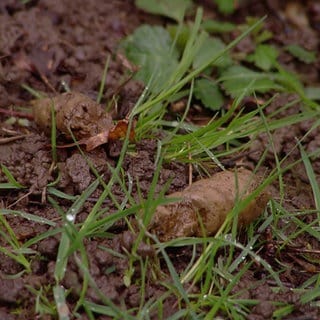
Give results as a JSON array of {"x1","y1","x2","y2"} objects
[
  {"x1": 84, "y1": 119, "x2": 135, "y2": 151},
  {"x1": 149, "y1": 168, "x2": 270, "y2": 242},
  {"x1": 108, "y1": 119, "x2": 135, "y2": 142},
  {"x1": 84, "y1": 130, "x2": 110, "y2": 151}
]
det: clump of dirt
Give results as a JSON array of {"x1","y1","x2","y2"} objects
[
  {"x1": 0, "y1": 0, "x2": 145, "y2": 107},
  {"x1": 31, "y1": 91, "x2": 136, "y2": 151},
  {"x1": 233, "y1": 271, "x2": 319, "y2": 320},
  {"x1": 32, "y1": 92, "x2": 113, "y2": 140},
  {"x1": 150, "y1": 168, "x2": 270, "y2": 241},
  {"x1": 0, "y1": 133, "x2": 52, "y2": 189}
]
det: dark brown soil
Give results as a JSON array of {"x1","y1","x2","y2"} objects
[{"x1": 0, "y1": 1, "x2": 320, "y2": 319}]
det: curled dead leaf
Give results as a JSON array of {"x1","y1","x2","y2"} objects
[
  {"x1": 108, "y1": 119, "x2": 135, "y2": 142},
  {"x1": 149, "y1": 168, "x2": 270, "y2": 242},
  {"x1": 84, "y1": 130, "x2": 110, "y2": 151}
]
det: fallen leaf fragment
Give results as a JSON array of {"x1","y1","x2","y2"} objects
[
  {"x1": 149, "y1": 168, "x2": 270, "y2": 242},
  {"x1": 85, "y1": 130, "x2": 110, "y2": 151},
  {"x1": 108, "y1": 119, "x2": 135, "y2": 142},
  {"x1": 85, "y1": 119, "x2": 135, "y2": 151}
]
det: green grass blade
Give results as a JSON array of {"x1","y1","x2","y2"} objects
[
  {"x1": 53, "y1": 285, "x2": 70, "y2": 320},
  {"x1": 75, "y1": 254, "x2": 134, "y2": 319},
  {"x1": 1, "y1": 209, "x2": 56, "y2": 226},
  {"x1": 97, "y1": 54, "x2": 110, "y2": 104},
  {"x1": 21, "y1": 83, "x2": 46, "y2": 98},
  {"x1": 47, "y1": 187, "x2": 78, "y2": 201},
  {"x1": 54, "y1": 178, "x2": 100, "y2": 282},
  {"x1": 0, "y1": 164, "x2": 25, "y2": 188},
  {"x1": 0, "y1": 215, "x2": 31, "y2": 272},
  {"x1": 298, "y1": 141, "x2": 320, "y2": 220},
  {"x1": 149, "y1": 233, "x2": 198, "y2": 320}
]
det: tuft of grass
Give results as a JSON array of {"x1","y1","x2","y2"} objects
[
  {"x1": 299, "y1": 141, "x2": 320, "y2": 220},
  {"x1": 0, "y1": 214, "x2": 32, "y2": 273},
  {"x1": 127, "y1": 10, "x2": 267, "y2": 138}
]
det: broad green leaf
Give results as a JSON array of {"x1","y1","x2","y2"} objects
[
  {"x1": 202, "y1": 19, "x2": 236, "y2": 33},
  {"x1": 255, "y1": 29, "x2": 273, "y2": 43},
  {"x1": 244, "y1": 17, "x2": 273, "y2": 43},
  {"x1": 194, "y1": 78, "x2": 224, "y2": 110},
  {"x1": 193, "y1": 36, "x2": 232, "y2": 69},
  {"x1": 135, "y1": 0, "x2": 192, "y2": 22},
  {"x1": 167, "y1": 24, "x2": 192, "y2": 52},
  {"x1": 247, "y1": 44, "x2": 279, "y2": 71},
  {"x1": 285, "y1": 44, "x2": 316, "y2": 64},
  {"x1": 220, "y1": 65, "x2": 282, "y2": 97},
  {"x1": 214, "y1": 0, "x2": 235, "y2": 14},
  {"x1": 121, "y1": 25, "x2": 179, "y2": 94}
]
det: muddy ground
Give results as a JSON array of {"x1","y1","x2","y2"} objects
[{"x1": 0, "y1": 1, "x2": 320, "y2": 319}]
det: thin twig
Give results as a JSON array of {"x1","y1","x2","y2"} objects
[
  {"x1": 0, "y1": 135, "x2": 29, "y2": 144},
  {"x1": 0, "y1": 107, "x2": 34, "y2": 120}
]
